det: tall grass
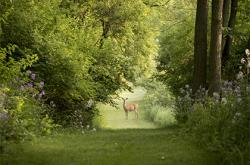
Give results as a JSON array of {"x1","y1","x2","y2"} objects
[
  {"x1": 143, "y1": 105, "x2": 176, "y2": 127},
  {"x1": 140, "y1": 80, "x2": 177, "y2": 127}
]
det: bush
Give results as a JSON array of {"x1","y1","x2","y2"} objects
[
  {"x1": 144, "y1": 105, "x2": 176, "y2": 127},
  {"x1": 0, "y1": 45, "x2": 56, "y2": 153},
  {"x1": 186, "y1": 93, "x2": 249, "y2": 165}
]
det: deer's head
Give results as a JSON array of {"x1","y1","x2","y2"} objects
[{"x1": 121, "y1": 97, "x2": 128, "y2": 101}]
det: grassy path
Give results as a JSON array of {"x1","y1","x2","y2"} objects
[
  {"x1": 0, "y1": 88, "x2": 220, "y2": 165},
  {"x1": 1, "y1": 129, "x2": 219, "y2": 165}
]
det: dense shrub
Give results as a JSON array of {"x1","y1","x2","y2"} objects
[{"x1": 0, "y1": 45, "x2": 55, "y2": 152}]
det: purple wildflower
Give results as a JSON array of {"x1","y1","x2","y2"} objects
[
  {"x1": 27, "y1": 82, "x2": 34, "y2": 87},
  {"x1": 31, "y1": 73, "x2": 36, "y2": 80},
  {"x1": 41, "y1": 90, "x2": 45, "y2": 96}
]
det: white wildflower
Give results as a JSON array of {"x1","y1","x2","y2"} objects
[
  {"x1": 92, "y1": 128, "x2": 96, "y2": 132},
  {"x1": 224, "y1": 80, "x2": 229, "y2": 86},
  {"x1": 86, "y1": 99, "x2": 94, "y2": 108},
  {"x1": 235, "y1": 112, "x2": 241, "y2": 117},
  {"x1": 237, "y1": 98, "x2": 242, "y2": 103},
  {"x1": 241, "y1": 58, "x2": 246, "y2": 64},
  {"x1": 86, "y1": 125, "x2": 90, "y2": 129},
  {"x1": 185, "y1": 84, "x2": 189, "y2": 88},
  {"x1": 236, "y1": 71, "x2": 244, "y2": 80},
  {"x1": 221, "y1": 98, "x2": 227, "y2": 104},
  {"x1": 245, "y1": 49, "x2": 250, "y2": 56},
  {"x1": 213, "y1": 92, "x2": 220, "y2": 100},
  {"x1": 180, "y1": 88, "x2": 185, "y2": 94},
  {"x1": 234, "y1": 86, "x2": 241, "y2": 94}
]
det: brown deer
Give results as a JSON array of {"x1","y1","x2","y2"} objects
[{"x1": 121, "y1": 97, "x2": 139, "y2": 120}]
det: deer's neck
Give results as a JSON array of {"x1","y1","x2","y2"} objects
[{"x1": 123, "y1": 100, "x2": 127, "y2": 110}]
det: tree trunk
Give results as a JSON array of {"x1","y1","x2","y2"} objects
[
  {"x1": 192, "y1": 0, "x2": 208, "y2": 94},
  {"x1": 222, "y1": 0, "x2": 231, "y2": 50},
  {"x1": 208, "y1": 0, "x2": 224, "y2": 95},
  {"x1": 221, "y1": 0, "x2": 238, "y2": 67},
  {"x1": 99, "y1": 19, "x2": 110, "y2": 49},
  {"x1": 222, "y1": 0, "x2": 231, "y2": 27}
]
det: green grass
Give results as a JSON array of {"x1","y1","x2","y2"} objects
[{"x1": 0, "y1": 128, "x2": 220, "y2": 165}]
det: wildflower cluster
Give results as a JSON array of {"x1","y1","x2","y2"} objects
[
  {"x1": 18, "y1": 70, "x2": 46, "y2": 100},
  {"x1": 175, "y1": 49, "x2": 250, "y2": 164}
]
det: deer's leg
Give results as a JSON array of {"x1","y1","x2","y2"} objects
[
  {"x1": 125, "y1": 111, "x2": 128, "y2": 120},
  {"x1": 135, "y1": 110, "x2": 139, "y2": 119}
]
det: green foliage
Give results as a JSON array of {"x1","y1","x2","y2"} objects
[{"x1": 156, "y1": 1, "x2": 195, "y2": 96}]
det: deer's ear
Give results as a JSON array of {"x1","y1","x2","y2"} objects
[{"x1": 126, "y1": 98, "x2": 128, "y2": 100}]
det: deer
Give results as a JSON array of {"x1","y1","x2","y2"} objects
[{"x1": 121, "y1": 97, "x2": 139, "y2": 120}]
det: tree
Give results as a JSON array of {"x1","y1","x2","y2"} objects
[
  {"x1": 192, "y1": 0, "x2": 208, "y2": 94},
  {"x1": 208, "y1": 0, "x2": 224, "y2": 95},
  {"x1": 222, "y1": 0, "x2": 231, "y2": 52}
]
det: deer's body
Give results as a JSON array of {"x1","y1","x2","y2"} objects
[{"x1": 122, "y1": 98, "x2": 139, "y2": 119}]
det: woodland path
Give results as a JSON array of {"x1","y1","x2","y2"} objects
[{"x1": 0, "y1": 88, "x2": 220, "y2": 165}]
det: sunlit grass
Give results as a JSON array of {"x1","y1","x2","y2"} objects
[
  {"x1": 95, "y1": 87, "x2": 157, "y2": 129},
  {"x1": 1, "y1": 129, "x2": 220, "y2": 165}
]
